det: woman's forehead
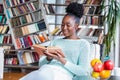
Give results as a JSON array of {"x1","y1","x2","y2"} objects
[{"x1": 62, "y1": 15, "x2": 76, "y2": 23}]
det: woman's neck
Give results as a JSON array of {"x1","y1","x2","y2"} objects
[{"x1": 64, "y1": 35, "x2": 79, "y2": 40}]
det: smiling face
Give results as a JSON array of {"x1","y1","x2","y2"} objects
[{"x1": 61, "y1": 15, "x2": 79, "y2": 39}]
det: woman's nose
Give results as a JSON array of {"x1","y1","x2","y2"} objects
[{"x1": 63, "y1": 25, "x2": 67, "y2": 30}]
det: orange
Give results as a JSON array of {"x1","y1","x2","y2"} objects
[
  {"x1": 91, "y1": 71, "x2": 100, "y2": 78},
  {"x1": 100, "y1": 70, "x2": 111, "y2": 79}
]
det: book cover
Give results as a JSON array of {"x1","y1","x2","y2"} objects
[
  {"x1": 19, "y1": 37, "x2": 25, "y2": 48},
  {"x1": 34, "y1": 34, "x2": 41, "y2": 43},
  {"x1": 15, "y1": 38, "x2": 22, "y2": 49},
  {"x1": 24, "y1": 51, "x2": 33, "y2": 64},
  {"x1": 0, "y1": 4, "x2": 4, "y2": 13},
  {"x1": 44, "y1": 4, "x2": 50, "y2": 14},
  {"x1": 26, "y1": 36, "x2": 33, "y2": 46},
  {"x1": 37, "y1": 21, "x2": 46, "y2": 30},
  {"x1": 38, "y1": 34, "x2": 45, "y2": 43},
  {"x1": 32, "y1": 44, "x2": 46, "y2": 56},
  {"x1": 48, "y1": 4, "x2": 55, "y2": 14},
  {"x1": 23, "y1": 36, "x2": 29, "y2": 48},
  {"x1": 0, "y1": 35, "x2": 4, "y2": 44}
]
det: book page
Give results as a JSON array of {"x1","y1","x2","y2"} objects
[{"x1": 32, "y1": 45, "x2": 46, "y2": 56}]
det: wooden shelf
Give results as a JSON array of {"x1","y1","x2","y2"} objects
[
  {"x1": 79, "y1": 25, "x2": 104, "y2": 29},
  {"x1": 46, "y1": 13, "x2": 65, "y2": 16},
  {"x1": 11, "y1": 9, "x2": 41, "y2": 19},
  {"x1": 0, "y1": 34, "x2": 11, "y2": 35},
  {"x1": 44, "y1": 3, "x2": 68, "y2": 6},
  {"x1": 6, "y1": 0, "x2": 38, "y2": 9},
  {"x1": 15, "y1": 28, "x2": 46, "y2": 38},
  {"x1": 0, "y1": 23, "x2": 8, "y2": 25},
  {"x1": 0, "y1": 13, "x2": 5, "y2": 16},
  {"x1": 4, "y1": 49, "x2": 35, "y2": 52},
  {"x1": 83, "y1": 4, "x2": 101, "y2": 7},
  {"x1": 4, "y1": 64, "x2": 39, "y2": 69},
  {"x1": 43, "y1": 3, "x2": 101, "y2": 7},
  {"x1": 48, "y1": 23, "x2": 61, "y2": 25},
  {"x1": 46, "y1": 13, "x2": 103, "y2": 16},
  {"x1": 0, "y1": 44, "x2": 14, "y2": 46},
  {"x1": 12, "y1": 19, "x2": 44, "y2": 28}
]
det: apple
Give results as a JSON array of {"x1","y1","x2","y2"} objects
[
  {"x1": 93, "y1": 62, "x2": 104, "y2": 72},
  {"x1": 104, "y1": 60, "x2": 114, "y2": 70}
]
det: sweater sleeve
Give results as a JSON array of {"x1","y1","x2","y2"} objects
[
  {"x1": 39, "y1": 56, "x2": 50, "y2": 66},
  {"x1": 64, "y1": 41, "x2": 91, "y2": 76}
]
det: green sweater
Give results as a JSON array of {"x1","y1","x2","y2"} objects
[{"x1": 39, "y1": 38, "x2": 92, "y2": 80}]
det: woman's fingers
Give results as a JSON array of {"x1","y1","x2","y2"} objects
[
  {"x1": 48, "y1": 48, "x2": 65, "y2": 58},
  {"x1": 55, "y1": 50, "x2": 65, "y2": 58}
]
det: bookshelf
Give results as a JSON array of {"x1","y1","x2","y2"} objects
[
  {"x1": 0, "y1": 3, "x2": 14, "y2": 51},
  {"x1": 3, "y1": 0, "x2": 50, "y2": 50},
  {"x1": 78, "y1": 0, "x2": 104, "y2": 43},
  {"x1": 2, "y1": 0, "x2": 50, "y2": 70},
  {"x1": 4, "y1": 49, "x2": 39, "y2": 70}
]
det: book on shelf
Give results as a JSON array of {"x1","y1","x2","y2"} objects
[
  {"x1": 0, "y1": 4, "x2": 4, "y2": 13},
  {"x1": 44, "y1": 4, "x2": 55, "y2": 14},
  {"x1": 17, "y1": 51, "x2": 39, "y2": 64},
  {"x1": 4, "y1": 0, "x2": 31, "y2": 8},
  {"x1": 4, "y1": 57, "x2": 18, "y2": 65},
  {"x1": 0, "y1": 15, "x2": 7, "y2": 24},
  {"x1": 13, "y1": 20, "x2": 47, "y2": 38},
  {"x1": 0, "y1": 25, "x2": 9, "y2": 34},
  {"x1": 77, "y1": 28, "x2": 93, "y2": 37},
  {"x1": 0, "y1": 45, "x2": 12, "y2": 50},
  {"x1": 85, "y1": 0, "x2": 102, "y2": 5},
  {"x1": 77, "y1": 27, "x2": 103, "y2": 37},
  {"x1": 50, "y1": 27, "x2": 60, "y2": 35},
  {"x1": 15, "y1": 32, "x2": 49, "y2": 49},
  {"x1": 87, "y1": 6, "x2": 96, "y2": 14},
  {"x1": 80, "y1": 16, "x2": 103, "y2": 25},
  {"x1": 65, "y1": 0, "x2": 71, "y2": 5},
  {"x1": 28, "y1": 2, "x2": 36, "y2": 11},
  {"x1": 33, "y1": 11, "x2": 42, "y2": 22},
  {"x1": 92, "y1": 29, "x2": 103, "y2": 37}
]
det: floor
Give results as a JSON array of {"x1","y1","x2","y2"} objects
[{"x1": 3, "y1": 72, "x2": 27, "y2": 80}]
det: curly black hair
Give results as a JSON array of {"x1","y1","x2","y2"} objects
[{"x1": 66, "y1": 2, "x2": 84, "y2": 18}]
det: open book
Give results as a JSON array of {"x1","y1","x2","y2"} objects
[{"x1": 32, "y1": 45, "x2": 65, "y2": 58}]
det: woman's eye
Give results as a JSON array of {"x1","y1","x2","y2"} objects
[
  {"x1": 61, "y1": 24, "x2": 64, "y2": 27},
  {"x1": 67, "y1": 24, "x2": 71, "y2": 27}
]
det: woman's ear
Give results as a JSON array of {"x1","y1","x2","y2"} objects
[{"x1": 75, "y1": 24, "x2": 79, "y2": 31}]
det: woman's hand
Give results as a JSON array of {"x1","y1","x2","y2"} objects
[
  {"x1": 44, "y1": 47, "x2": 66, "y2": 64},
  {"x1": 47, "y1": 46, "x2": 65, "y2": 58}
]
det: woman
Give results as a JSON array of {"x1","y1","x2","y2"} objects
[{"x1": 20, "y1": 2, "x2": 91, "y2": 80}]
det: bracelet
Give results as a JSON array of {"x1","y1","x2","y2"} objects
[{"x1": 46, "y1": 56, "x2": 53, "y2": 61}]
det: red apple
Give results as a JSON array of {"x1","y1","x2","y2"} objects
[
  {"x1": 93, "y1": 62, "x2": 104, "y2": 72},
  {"x1": 104, "y1": 60, "x2": 114, "y2": 70}
]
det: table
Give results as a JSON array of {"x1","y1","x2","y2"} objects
[{"x1": 108, "y1": 76, "x2": 120, "y2": 80}]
